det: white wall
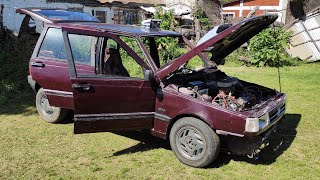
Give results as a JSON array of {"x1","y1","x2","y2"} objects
[
  {"x1": 84, "y1": 6, "x2": 113, "y2": 24},
  {"x1": 165, "y1": 0, "x2": 196, "y2": 9},
  {"x1": 0, "y1": 0, "x2": 86, "y2": 34},
  {"x1": 164, "y1": 0, "x2": 195, "y2": 19},
  {"x1": 0, "y1": 0, "x2": 114, "y2": 34}
]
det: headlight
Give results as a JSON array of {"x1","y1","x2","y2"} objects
[{"x1": 245, "y1": 118, "x2": 259, "y2": 133}]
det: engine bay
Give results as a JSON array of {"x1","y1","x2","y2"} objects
[{"x1": 165, "y1": 67, "x2": 278, "y2": 112}]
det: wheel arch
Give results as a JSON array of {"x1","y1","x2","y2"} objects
[
  {"x1": 35, "y1": 82, "x2": 41, "y2": 92},
  {"x1": 166, "y1": 113, "x2": 215, "y2": 140}
]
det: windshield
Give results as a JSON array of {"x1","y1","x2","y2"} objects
[
  {"x1": 32, "y1": 9, "x2": 99, "y2": 22},
  {"x1": 140, "y1": 36, "x2": 208, "y2": 70}
]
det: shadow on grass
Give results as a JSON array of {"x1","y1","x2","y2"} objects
[
  {"x1": 112, "y1": 114, "x2": 301, "y2": 168},
  {"x1": 112, "y1": 131, "x2": 170, "y2": 156},
  {"x1": 210, "y1": 113, "x2": 301, "y2": 168},
  {"x1": 0, "y1": 89, "x2": 36, "y2": 116},
  {"x1": 0, "y1": 89, "x2": 74, "y2": 123},
  {"x1": 1, "y1": 91, "x2": 300, "y2": 167}
]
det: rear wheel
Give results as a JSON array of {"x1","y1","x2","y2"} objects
[
  {"x1": 169, "y1": 117, "x2": 220, "y2": 168},
  {"x1": 36, "y1": 88, "x2": 67, "y2": 123}
]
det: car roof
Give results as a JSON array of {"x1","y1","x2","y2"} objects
[
  {"x1": 57, "y1": 22, "x2": 182, "y2": 37},
  {"x1": 16, "y1": 8, "x2": 100, "y2": 24},
  {"x1": 17, "y1": 8, "x2": 181, "y2": 37}
]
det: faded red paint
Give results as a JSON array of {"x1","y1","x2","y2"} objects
[
  {"x1": 242, "y1": 9, "x2": 267, "y2": 16},
  {"x1": 223, "y1": 0, "x2": 281, "y2": 18},
  {"x1": 244, "y1": 0, "x2": 279, "y2": 6},
  {"x1": 224, "y1": 1, "x2": 241, "y2": 7}
]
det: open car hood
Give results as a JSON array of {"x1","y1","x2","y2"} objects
[
  {"x1": 16, "y1": 8, "x2": 100, "y2": 27},
  {"x1": 156, "y1": 14, "x2": 278, "y2": 79}
]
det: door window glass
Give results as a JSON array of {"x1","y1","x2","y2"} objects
[
  {"x1": 141, "y1": 36, "x2": 206, "y2": 70},
  {"x1": 69, "y1": 34, "x2": 97, "y2": 65},
  {"x1": 102, "y1": 38, "x2": 144, "y2": 78},
  {"x1": 120, "y1": 36, "x2": 148, "y2": 63},
  {"x1": 68, "y1": 34, "x2": 97, "y2": 76},
  {"x1": 38, "y1": 28, "x2": 66, "y2": 60}
]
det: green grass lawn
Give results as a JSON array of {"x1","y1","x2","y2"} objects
[{"x1": 0, "y1": 64, "x2": 320, "y2": 179}]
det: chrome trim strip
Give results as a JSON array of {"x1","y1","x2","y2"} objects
[
  {"x1": 258, "y1": 94, "x2": 287, "y2": 118},
  {"x1": 154, "y1": 113, "x2": 171, "y2": 122},
  {"x1": 43, "y1": 89, "x2": 73, "y2": 98},
  {"x1": 75, "y1": 112, "x2": 155, "y2": 121},
  {"x1": 257, "y1": 113, "x2": 285, "y2": 135},
  {"x1": 216, "y1": 130, "x2": 244, "y2": 137}
]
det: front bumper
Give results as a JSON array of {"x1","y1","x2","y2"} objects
[
  {"x1": 245, "y1": 94, "x2": 286, "y2": 136},
  {"x1": 221, "y1": 94, "x2": 287, "y2": 156},
  {"x1": 221, "y1": 120, "x2": 281, "y2": 156}
]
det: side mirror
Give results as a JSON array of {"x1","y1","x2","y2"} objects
[
  {"x1": 144, "y1": 69, "x2": 160, "y2": 86},
  {"x1": 144, "y1": 69, "x2": 152, "y2": 81}
]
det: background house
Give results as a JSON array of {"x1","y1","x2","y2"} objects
[
  {"x1": 222, "y1": 0, "x2": 289, "y2": 23},
  {"x1": 0, "y1": 0, "x2": 162, "y2": 35}
]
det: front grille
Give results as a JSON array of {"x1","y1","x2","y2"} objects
[{"x1": 269, "y1": 103, "x2": 285, "y2": 123}]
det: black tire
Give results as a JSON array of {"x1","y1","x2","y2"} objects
[
  {"x1": 169, "y1": 117, "x2": 220, "y2": 168},
  {"x1": 36, "y1": 88, "x2": 67, "y2": 123}
]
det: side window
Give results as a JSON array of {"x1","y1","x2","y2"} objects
[
  {"x1": 38, "y1": 28, "x2": 66, "y2": 60},
  {"x1": 120, "y1": 36, "x2": 148, "y2": 64},
  {"x1": 102, "y1": 38, "x2": 144, "y2": 78},
  {"x1": 68, "y1": 34, "x2": 97, "y2": 65},
  {"x1": 141, "y1": 36, "x2": 205, "y2": 69},
  {"x1": 106, "y1": 38, "x2": 118, "y2": 49},
  {"x1": 68, "y1": 34, "x2": 97, "y2": 76}
]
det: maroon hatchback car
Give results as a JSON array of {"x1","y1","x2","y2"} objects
[{"x1": 21, "y1": 8, "x2": 286, "y2": 167}]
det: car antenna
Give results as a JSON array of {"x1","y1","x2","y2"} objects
[{"x1": 272, "y1": 22, "x2": 282, "y2": 93}]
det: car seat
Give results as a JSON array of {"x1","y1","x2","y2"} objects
[{"x1": 103, "y1": 47, "x2": 130, "y2": 77}]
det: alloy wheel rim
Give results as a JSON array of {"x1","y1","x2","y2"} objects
[
  {"x1": 40, "y1": 94, "x2": 55, "y2": 115},
  {"x1": 176, "y1": 126, "x2": 206, "y2": 160}
]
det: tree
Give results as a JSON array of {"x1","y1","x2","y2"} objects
[{"x1": 196, "y1": 0, "x2": 221, "y2": 26}]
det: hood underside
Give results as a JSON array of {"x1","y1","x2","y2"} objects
[{"x1": 156, "y1": 14, "x2": 278, "y2": 79}]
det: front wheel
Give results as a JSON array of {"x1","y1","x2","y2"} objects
[
  {"x1": 36, "y1": 88, "x2": 67, "y2": 123},
  {"x1": 169, "y1": 117, "x2": 220, "y2": 168}
]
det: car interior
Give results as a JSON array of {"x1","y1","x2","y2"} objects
[{"x1": 103, "y1": 47, "x2": 130, "y2": 77}]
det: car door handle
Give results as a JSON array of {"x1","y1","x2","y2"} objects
[
  {"x1": 72, "y1": 83, "x2": 92, "y2": 91},
  {"x1": 31, "y1": 62, "x2": 45, "y2": 68}
]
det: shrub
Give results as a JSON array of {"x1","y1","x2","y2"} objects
[
  {"x1": 224, "y1": 48, "x2": 249, "y2": 67},
  {"x1": 155, "y1": 37, "x2": 184, "y2": 65},
  {"x1": 193, "y1": 9, "x2": 212, "y2": 31},
  {"x1": 153, "y1": 7, "x2": 178, "y2": 30},
  {"x1": 248, "y1": 27, "x2": 297, "y2": 67},
  {"x1": 0, "y1": 51, "x2": 29, "y2": 105},
  {"x1": 152, "y1": 7, "x2": 184, "y2": 65}
]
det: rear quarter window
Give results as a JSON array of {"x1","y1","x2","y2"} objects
[{"x1": 38, "y1": 28, "x2": 66, "y2": 60}]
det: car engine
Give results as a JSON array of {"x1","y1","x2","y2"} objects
[{"x1": 166, "y1": 68, "x2": 277, "y2": 112}]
